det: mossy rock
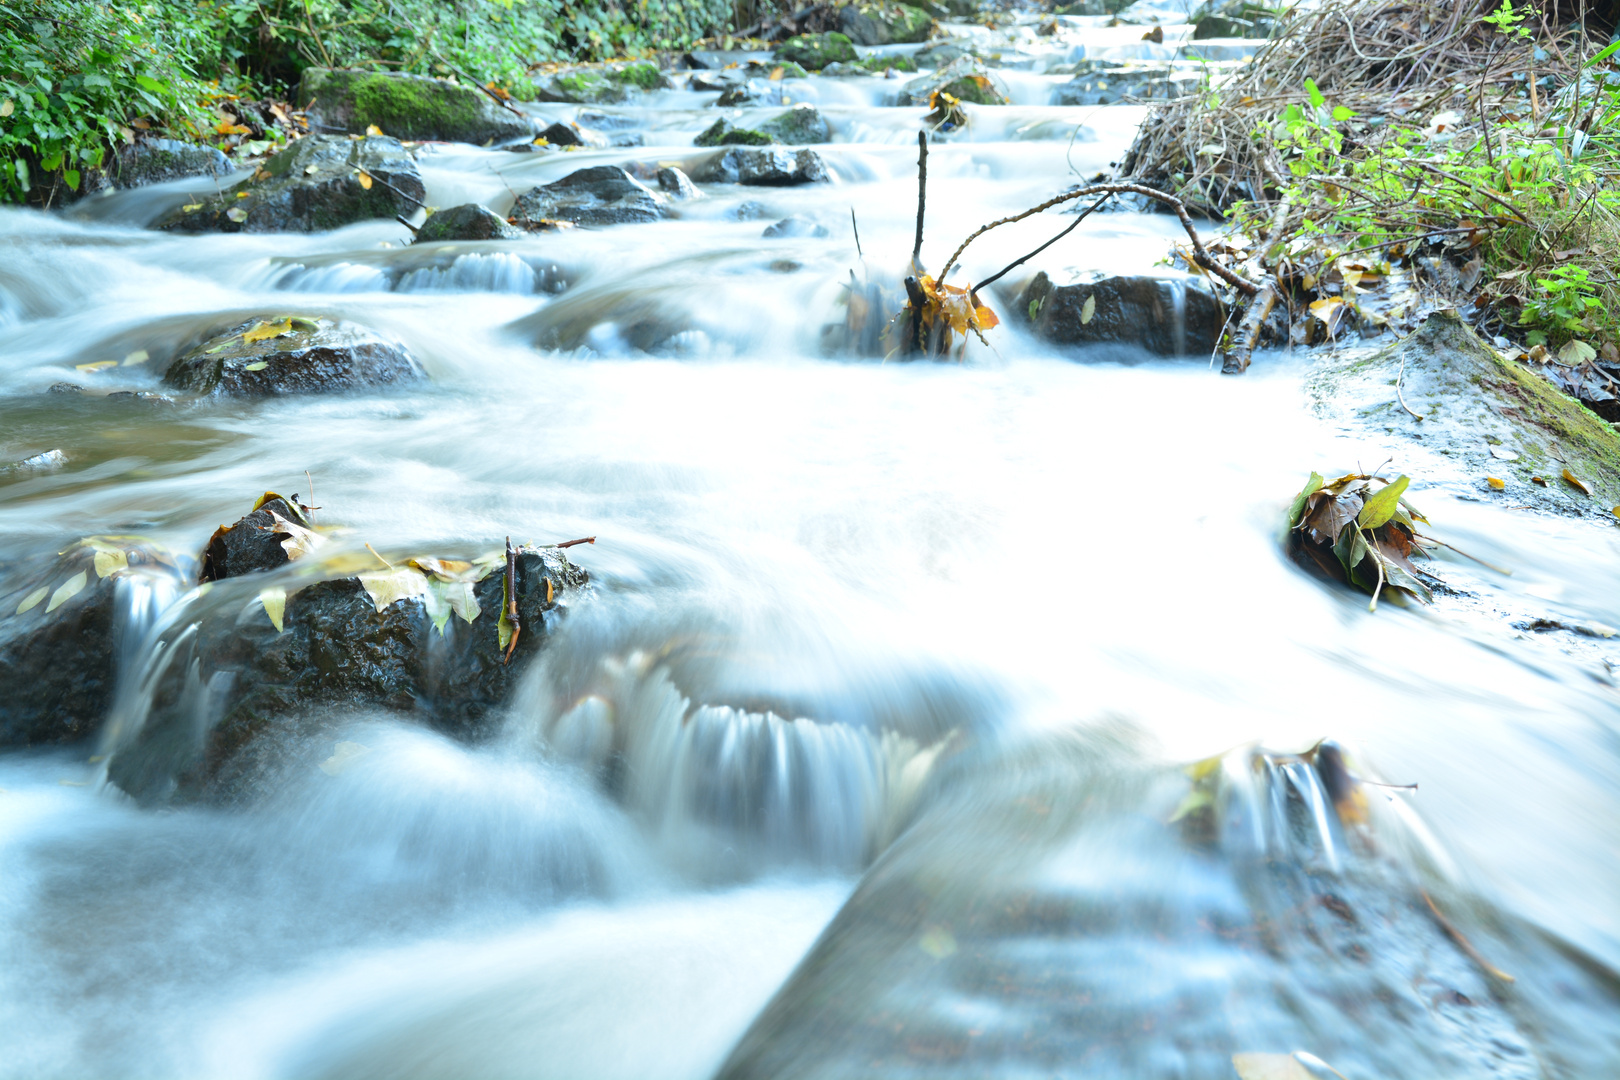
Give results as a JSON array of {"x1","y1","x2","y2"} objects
[
  {"x1": 536, "y1": 70, "x2": 627, "y2": 105},
  {"x1": 695, "y1": 119, "x2": 776, "y2": 147},
  {"x1": 1308, "y1": 310, "x2": 1620, "y2": 515},
  {"x1": 896, "y1": 55, "x2": 1011, "y2": 105},
  {"x1": 758, "y1": 104, "x2": 832, "y2": 144},
  {"x1": 839, "y1": 1, "x2": 935, "y2": 45},
  {"x1": 775, "y1": 32, "x2": 858, "y2": 71},
  {"x1": 414, "y1": 202, "x2": 525, "y2": 242},
  {"x1": 297, "y1": 68, "x2": 534, "y2": 145},
  {"x1": 853, "y1": 52, "x2": 919, "y2": 73},
  {"x1": 609, "y1": 61, "x2": 667, "y2": 90}
]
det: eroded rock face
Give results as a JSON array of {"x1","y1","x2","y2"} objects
[
  {"x1": 104, "y1": 542, "x2": 590, "y2": 804},
  {"x1": 414, "y1": 203, "x2": 525, "y2": 242},
  {"x1": 697, "y1": 147, "x2": 830, "y2": 186},
  {"x1": 511, "y1": 166, "x2": 669, "y2": 227},
  {"x1": 0, "y1": 540, "x2": 187, "y2": 747},
  {"x1": 164, "y1": 316, "x2": 424, "y2": 396},
  {"x1": 838, "y1": 1, "x2": 934, "y2": 45},
  {"x1": 111, "y1": 138, "x2": 233, "y2": 188},
  {"x1": 156, "y1": 135, "x2": 424, "y2": 233},
  {"x1": 298, "y1": 68, "x2": 534, "y2": 145},
  {"x1": 896, "y1": 55, "x2": 1011, "y2": 106},
  {"x1": 1018, "y1": 270, "x2": 1223, "y2": 356}
]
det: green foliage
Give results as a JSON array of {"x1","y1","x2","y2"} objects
[
  {"x1": 0, "y1": 0, "x2": 229, "y2": 203},
  {"x1": 1520, "y1": 265, "x2": 1602, "y2": 345},
  {"x1": 1481, "y1": 0, "x2": 1532, "y2": 41}
]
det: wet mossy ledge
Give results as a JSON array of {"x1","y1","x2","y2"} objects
[
  {"x1": 298, "y1": 69, "x2": 536, "y2": 146},
  {"x1": 1309, "y1": 310, "x2": 1620, "y2": 515}
]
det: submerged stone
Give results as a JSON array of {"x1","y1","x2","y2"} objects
[
  {"x1": 695, "y1": 118, "x2": 776, "y2": 147},
  {"x1": 164, "y1": 316, "x2": 423, "y2": 396},
  {"x1": 155, "y1": 135, "x2": 424, "y2": 233},
  {"x1": 298, "y1": 68, "x2": 535, "y2": 145},
  {"x1": 414, "y1": 203, "x2": 525, "y2": 242},
  {"x1": 510, "y1": 166, "x2": 669, "y2": 227},
  {"x1": 697, "y1": 147, "x2": 830, "y2": 186},
  {"x1": 762, "y1": 216, "x2": 829, "y2": 238},
  {"x1": 1017, "y1": 270, "x2": 1224, "y2": 356}
]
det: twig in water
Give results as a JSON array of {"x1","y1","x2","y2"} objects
[
  {"x1": 1396, "y1": 350, "x2": 1425, "y2": 420},
  {"x1": 503, "y1": 535, "x2": 521, "y2": 663},
  {"x1": 1422, "y1": 889, "x2": 1516, "y2": 983},
  {"x1": 365, "y1": 542, "x2": 393, "y2": 570},
  {"x1": 850, "y1": 207, "x2": 863, "y2": 259},
  {"x1": 553, "y1": 536, "x2": 596, "y2": 549},
  {"x1": 970, "y1": 193, "x2": 1113, "y2": 301},
  {"x1": 912, "y1": 130, "x2": 928, "y2": 271}
]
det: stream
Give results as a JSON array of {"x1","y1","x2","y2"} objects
[{"x1": 3, "y1": 10, "x2": 1620, "y2": 1080}]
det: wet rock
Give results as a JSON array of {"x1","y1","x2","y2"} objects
[
  {"x1": 110, "y1": 137, "x2": 232, "y2": 188},
  {"x1": 510, "y1": 166, "x2": 669, "y2": 227},
  {"x1": 657, "y1": 166, "x2": 703, "y2": 201},
  {"x1": 1052, "y1": 61, "x2": 1204, "y2": 104},
  {"x1": 414, "y1": 203, "x2": 525, "y2": 242},
  {"x1": 156, "y1": 135, "x2": 423, "y2": 234},
  {"x1": 762, "y1": 216, "x2": 829, "y2": 238},
  {"x1": 697, "y1": 147, "x2": 830, "y2": 186},
  {"x1": 298, "y1": 68, "x2": 534, "y2": 145},
  {"x1": 734, "y1": 200, "x2": 771, "y2": 220},
  {"x1": 838, "y1": 1, "x2": 934, "y2": 45},
  {"x1": 775, "y1": 32, "x2": 858, "y2": 71},
  {"x1": 104, "y1": 540, "x2": 590, "y2": 804},
  {"x1": 3, "y1": 449, "x2": 67, "y2": 473},
  {"x1": 1114, "y1": 0, "x2": 1199, "y2": 23},
  {"x1": 695, "y1": 118, "x2": 776, "y2": 147},
  {"x1": 1192, "y1": 0, "x2": 1277, "y2": 38},
  {"x1": 1309, "y1": 310, "x2": 1620, "y2": 514},
  {"x1": 759, "y1": 103, "x2": 831, "y2": 144},
  {"x1": 0, "y1": 539, "x2": 187, "y2": 747},
  {"x1": 716, "y1": 81, "x2": 792, "y2": 108},
  {"x1": 48, "y1": 382, "x2": 85, "y2": 394},
  {"x1": 912, "y1": 40, "x2": 981, "y2": 67},
  {"x1": 199, "y1": 496, "x2": 307, "y2": 583},
  {"x1": 535, "y1": 62, "x2": 669, "y2": 105},
  {"x1": 896, "y1": 56, "x2": 1012, "y2": 106},
  {"x1": 164, "y1": 316, "x2": 423, "y2": 396},
  {"x1": 539, "y1": 120, "x2": 588, "y2": 146},
  {"x1": 1017, "y1": 270, "x2": 1223, "y2": 356}
]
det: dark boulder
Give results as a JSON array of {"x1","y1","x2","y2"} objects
[
  {"x1": 775, "y1": 32, "x2": 859, "y2": 71},
  {"x1": 697, "y1": 147, "x2": 830, "y2": 186},
  {"x1": 111, "y1": 137, "x2": 232, "y2": 188},
  {"x1": 298, "y1": 67, "x2": 534, "y2": 145},
  {"x1": 896, "y1": 55, "x2": 1012, "y2": 106},
  {"x1": 155, "y1": 135, "x2": 424, "y2": 233},
  {"x1": 1017, "y1": 270, "x2": 1223, "y2": 356},
  {"x1": 763, "y1": 216, "x2": 829, "y2": 238},
  {"x1": 0, "y1": 539, "x2": 188, "y2": 747},
  {"x1": 838, "y1": 1, "x2": 934, "y2": 45},
  {"x1": 538, "y1": 120, "x2": 588, "y2": 146},
  {"x1": 164, "y1": 316, "x2": 424, "y2": 396},
  {"x1": 104, "y1": 539, "x2": 590, "y2": 804},
  {"x1": 657, "y1": 166, "x2": 703, "y2": 201},
  {"x1": 198, "y1": 495, "x2": 310, "y2": 583},
  {"x1": 510, "y1": 166, "x2": 669, "y2": 227},
  {"x1": 414, "y1": 203, "x2": 525, "y2": 242}
]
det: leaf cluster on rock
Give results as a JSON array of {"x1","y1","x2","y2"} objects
[{"x1": 1287, "y1": 471, "x2": 1436, "y2": 611}]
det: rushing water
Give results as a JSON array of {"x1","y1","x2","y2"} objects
[{"x1": 3, "y1": 11, "x2": 1620, "y2": 1080}]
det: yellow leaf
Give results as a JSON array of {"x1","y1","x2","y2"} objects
[
  {"x1": 181, "y1": 203, "x2": 203, "y2": 212},
  {"x1": 259, "y1": 586, "x2": 287, "y2": 632},
  {"x1": 357, "y1": 169, "x2": 373, "y2": 190},
  {"x1": 769, "y1": 65, "x2": 785, "y2": 80},
  {"x1": 93, "y1": 548, "x2": 128, "y2": 578},
  {"x1": 265, "y1": 510, "x2": 325, "y2": 560},
  {"x1": 319, "y1": 740, "x2": 371, "y2": 775},
  {"x1": 357, "y1": 567, "x2": 429, "y2": 613},
  {"x1": 365, "y1": 124, "x2": 383, "y2": 136},
  {"x1": 1301, "y1": 272, "x2": 1317, "y2": 290},
  {"x1": 0, "y1": 99, "x2": 13, "y2": 118},
  {"x1": 226, "y1": 206, "x2": 248, "y2": 223},
  {"x1": 1231, "y1": 1052, "x2": 1313, "y2": 1080},
  {"x1": 1562, "y1": 468, "x2": 1594, "y2": 496},
  {"x1": 242, "y1": 317, "x2": 294, "y2": 343},
  {"x1": 16, "y1": 586, "x2": 48, "y2": 615},
  {"x1": 45, "y1": 571, "x2": 88, "y2": 614},
  {"x1": 423, "y1": 577, "x2": 480, "y2": 634},
  {"x1": 75, "y1": 361, "x2": 118, "y2": 374},
  {"x1": 1486, "y1": 476, "x2": 1505, "y2": 490},
  {"x1": 122, "y1": 349, "x2": 149, "y2": 366},
  {"x1": 409, "y1": 557, "x2": 485, "y2": 582},
  {"x1": 974, "y1": 303, "x2": 999, "y2": 330},
  {"x1": 243, "y1": 361, "x2": 268, "y2": 371},
  {"x1": 1080, "y1": 293, "x2": 1096, "y2": 325}
]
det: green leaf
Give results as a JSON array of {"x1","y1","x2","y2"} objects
[
  {"x1": 1358, "y1": 475, "x2": 1409, "y2": 529},
  {"x1": 1585, "y1": 40, "x2": 1620, "y2": 68},
  {"x1": 1288, "y1": 471, "x2": 1324, "y2": 528},
  {"x1": 1333, "y1": 521, "x2": 1368, "y2": 570},
  {"x1": 134, "y1": 74, "x2": 170, "y2": 94},
  {"x1": 1304, "y1": 78, "x2": 1324, "y2": 110},
  {"x1": 1331, "y1": 105, "x2": 1353, "y2": 122}
]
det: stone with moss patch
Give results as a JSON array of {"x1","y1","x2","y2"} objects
[
  {"x1": 695, "y1": 119, "x2": 776, "y2": 147},
  {"x1": 758, "y1": 104, "x2": 831, "y2": 144},
  {"x1": 609, "y1": 61, "x2": 667, "y2": 90},
  {"x1": 839, "y1": 1, "x2": 935, "y2": 45},
  {"x1": 1308, "y1": 309, "x2": 1620, "y2": 516},
  {"x1": 896, "y1": 55, "x2": 1011, "y2": 106},
  {"x1": 775, "y1": 32, "x2": 858, "y2": 71},
  {"x1": 298, "y1": 68, "x2": 533, "y2": 145}
]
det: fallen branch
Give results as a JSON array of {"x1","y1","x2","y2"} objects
[
  {"x1": 970, "y1": 193, "x2": 1113, "y2": 302},
  {"x1": 912, "y1": 130, "x2": 927, "y2": 270},
  {"x1": 552, "y1": 536, "x2": 595, "y2": 549},
  {"x1": 1224, "y1": 282, "x2": 1279, "y2": 374}
]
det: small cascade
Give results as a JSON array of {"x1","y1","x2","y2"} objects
[{"x1": 526, "y1": 651, "x2": 952, "y2": 876}]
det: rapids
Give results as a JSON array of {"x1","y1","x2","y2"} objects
[{"x1": 3, "y1": 11, "x2": 1620, "y2": 1079}]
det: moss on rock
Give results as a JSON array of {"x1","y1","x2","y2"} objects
[
  {"x1": 775, "y1": 32, "x2": 858, "y2": 71},
  {"x1": 299, "y1": 68, "x2": 533, "y2": 145}
]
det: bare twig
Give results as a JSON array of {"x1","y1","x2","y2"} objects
[
  {"x1": 503, "y1": 535, "x2": 521, "y2": 663},
  {"x1": 553, "y1": 536, "x2": 595, "y2": 549},
  {"x1": 1422, "y1": 889, "x2": 1516, "y2": 983},
  {"x1": 912, "y1": 130, "x2": 928, "y2": 270},
  {"x1": 970, "y1": 193, "x2": 1113, "y2": 300}
]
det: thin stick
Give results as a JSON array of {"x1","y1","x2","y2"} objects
[
  {"x1": 941, "y1": 182, "x2": 1259, "y2": 298},
  {"x1": 1224, "y1": 281, "x2": 1279, "y2": 374},
  {"x1": 1422, "y1": 890, "x2": 1516, "y2": 983},
  {"x1": 912, "y1": 130, "x2": 928, "y2": 269},
  {"x1": 1367, "y1": 534, "x2": 1387, "y2": 613},
  {"x1": 1411, "y1": 533, "x2": 1513, "y2": 575},
  {"x1": 971, "y1": 194, "x2": 1113, "y2": 299},
  {"x1": 1396, "y1": 350, "x2": 1425, "y2": 420},
  {"x1": 503, "y1": 535, "x2": 521, "y2": 663},
  {"x1": 850, "y1": 207, "x2": 863, "y2": 258},
  {"x1": 553, "y1": 536, "x2": 595, "y2": 549},
  {"x1": 304, "y1": 470, "x2": 316, "y2": 522},
  {"x1": 365, "y1": 543, "x2": 393, "y2": 570}
]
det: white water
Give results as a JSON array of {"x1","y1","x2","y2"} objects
[{"x1": 3, "y1": 10, "x2": 1620, "y2": 1078}]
